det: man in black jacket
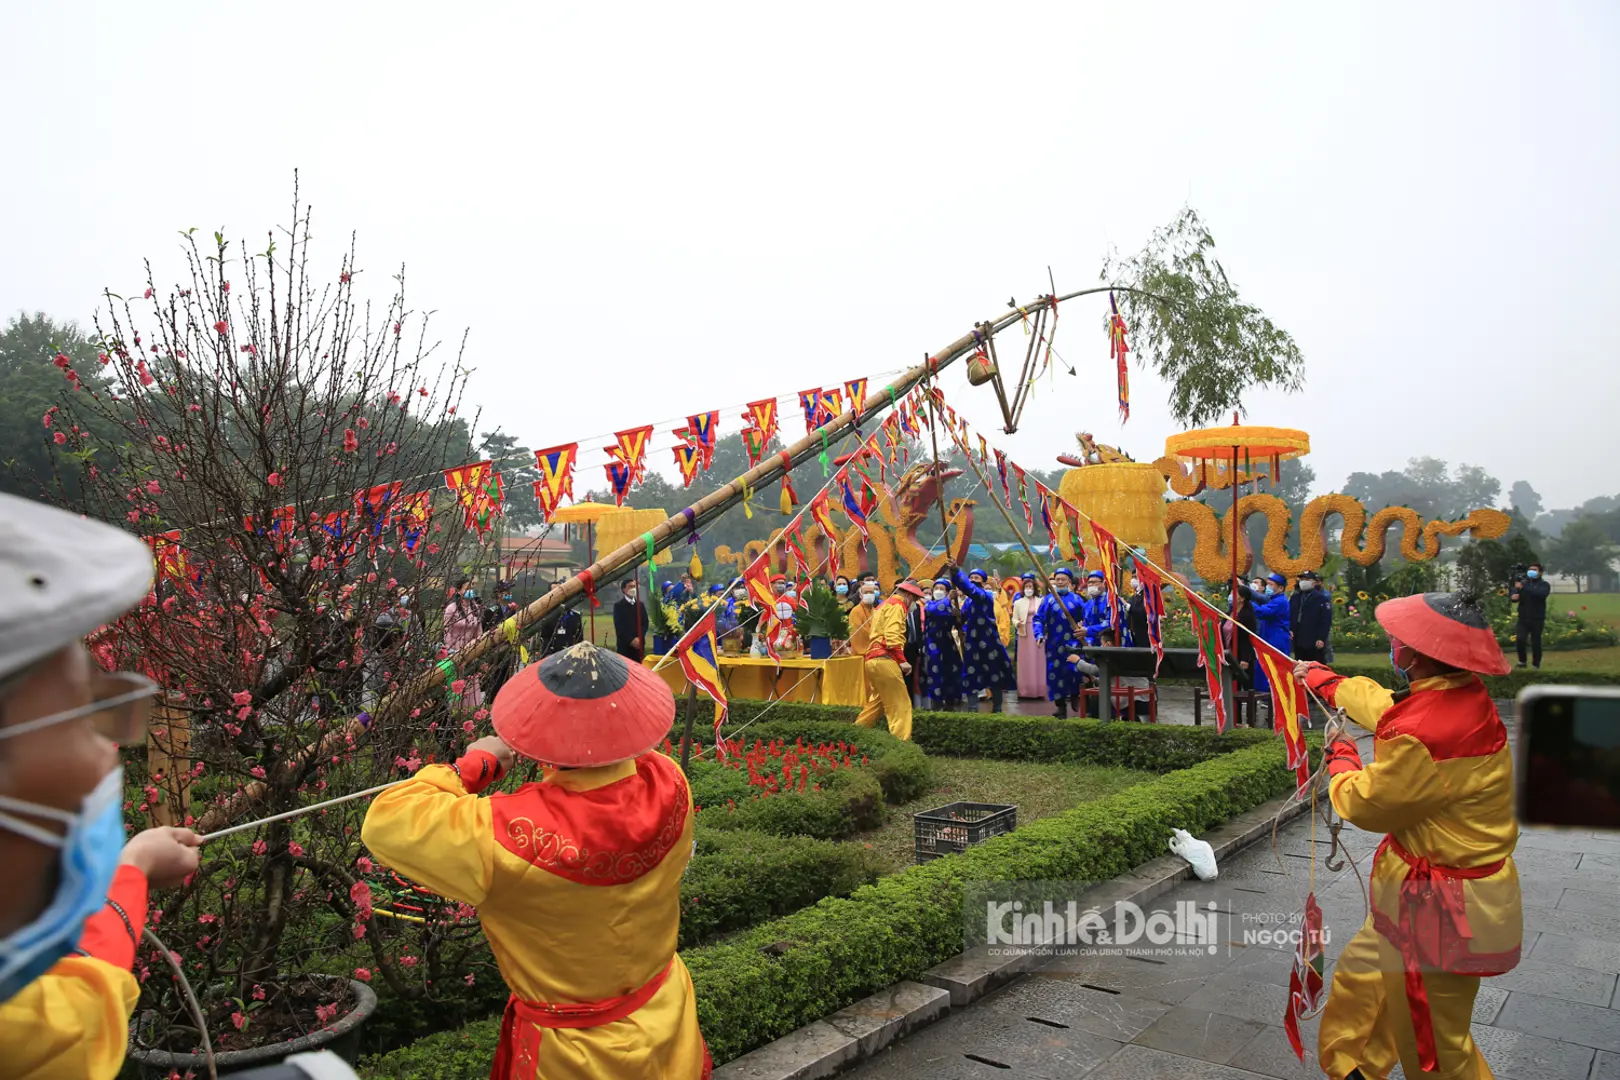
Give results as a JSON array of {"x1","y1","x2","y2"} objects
[
  {"x1": 612, "y1": 579, "x2": 648, "y2": 662},
  {"x1": 903, "y1": 579, "x2": 925, "y2": 705},
  {"x1": 1511, "y1": 562, "x2": 1551, "y2": 668},
  {"x1": 537, "y1": 605, "x2": 584, "y2": 657},
  {"x1": 1290, "y1": 570, "x2": 1333, "y2": 663}
]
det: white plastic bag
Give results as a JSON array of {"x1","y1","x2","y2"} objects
[{"x1": 1168, "y1": 828, "x2": 1219, "y2": 880}]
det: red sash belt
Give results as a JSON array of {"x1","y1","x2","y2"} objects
[
  {"x1": 490, "y1": 958, "x2": 673, "y2": 1079},
  {"x1": 1371, "y1": 835, "x2": 1516, "y2": 1074},
  {"x1": 865, "y1": 644, "x2": 905, "y2": 665}
]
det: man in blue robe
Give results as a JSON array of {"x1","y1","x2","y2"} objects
[
  {"x1": 948, "y1": 566, "x2": 1014, "y2": 713},
  {"x1": 1033, "y1": 567, "x2": 1089, "y2": 718}
]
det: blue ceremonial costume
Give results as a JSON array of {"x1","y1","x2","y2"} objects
[
  {"x1": 1080, "y1": 571, "x2": 1118, "y2": 646},
  {"x1": 922, "y1": 595, "x2": 962, "y2": 707},
  {"x1": 951, "y1": 568, "x2": 1014, "y2": 706},
  {"x1": 1250, "y1": 573, "x2": 1293, "y2": 694},
  {"x1": 1033, "y1": 585, "x2": 1088, "y2": 704}
]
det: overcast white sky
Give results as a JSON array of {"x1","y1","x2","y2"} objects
[{"x1": 4, "y1": 2, "x2": 1617, "y2": 510}]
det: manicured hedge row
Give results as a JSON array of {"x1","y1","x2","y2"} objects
[
  {"x1": 697, "y1": 765, "x2": 886, "y2": 839},
  {"x1": 681, "y1": 829, "x2": 883, "y2": 949},
  {"x1": 360, "y1": 739, "x2": 1301, "y2": 1077},
  {"x1": 686, "y1": 700, "x2": 1277, "y2": 774},
  {"x1": 1320, "y1": 654, "x2": 1620, "y2": 698}
]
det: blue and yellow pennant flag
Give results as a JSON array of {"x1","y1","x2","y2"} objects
[{"x1": 673, "y1": 606, "x2": 730, "y2": 760}]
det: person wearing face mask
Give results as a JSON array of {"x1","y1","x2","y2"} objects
[
  {"x1": 1011, "y1": 573, "x2": 1048, "y2": 700},
  {"x1": 1294, "y1": 592, "x2": 1519, "y2": 1080},
  {"x1": 921, "y1": 580, "x2": 963, "y2": 710},
  {"x1": 947, "y1": 567, "x2": 1014, "y2": 712},
  {"x1": 1080, "y1": 570, "x2": 1116, "y2": 647},
  {"x1": 723, "y1": 585, "x2": 758, "y2": 654},
  {"x1": 0, "y1": 493, "x2": 204, "y2": 1078},
  {"x1": 854, "y1": 580, "x2": 924, "y2": 740},
  {"x1": 1033, "y1": 568, "x2": 1088, "y2": 718},
  {"x1": 613, "y1": 578, "x2": 648, "y2": 662},
  {"x1": 833, "y1": 576, "x2": 853, "y2": 612},
  {"x1": 1509, "y1": 562, "x2": 1550, "y2": 669},
  {"x1": 1290, "y1": 570, "x2": 1333, "y2": 664},
  {"x1": 843, "y1": 581, "x2": 880, "y2": 657},
  {"x1": 443, "y1": 579, "x2": 487, "y2": 710},
  {"x1": 1240, "y1": 572, "x2": 1293, "y2": 695}
]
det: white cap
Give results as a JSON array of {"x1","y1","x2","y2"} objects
[{"x1": 0, "y1": 493, "x2": 154, "y2": 681}]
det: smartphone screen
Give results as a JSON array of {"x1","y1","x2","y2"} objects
[{"x1": 1516, "y1": 687, "x2": 1620, "y2": 830}]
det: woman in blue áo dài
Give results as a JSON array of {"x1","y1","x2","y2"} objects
[
  {"x1": 1033, "y1": 567, "x2": 1089, "y2": 718},
  {"x1": 949, "y1": 566, "x2": 1014, "y2": 712},
  {"x1": 921, "y1": 579, "x2": 963, "y2": 710}
]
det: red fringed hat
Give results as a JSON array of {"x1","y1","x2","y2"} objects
[
  {"x1": 895, "y1": 580, "x2": 926, "y2": 599},
  {"x1": 491, "y1": 642, "x2": 675, "y2": 767},
  {"x1": 1375, "y1": 593, "x2": 1512, "y2": 676}
]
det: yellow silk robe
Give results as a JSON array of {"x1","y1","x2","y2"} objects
[
  {"x1": 0, "y1": 865, "x2": 149, "y2": 1079},
  {"x1": 362, "y1": 752, "x2": 709, "y2": 1080},
  {"x1": 855, "y1": 597, "x2": 912, "y2": 741},
  {"x1": 1308, "y1": 669, "x2": 1521, "y2": 1080}
]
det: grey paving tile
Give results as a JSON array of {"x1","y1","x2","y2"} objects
[
  {"x1": 981, "y1": 975, "x2": 1172, "y2": 1042},
  {"x1": 1180, "y1": 975, "x2": 1291, "y2": 1026},
  {"x1": 1484, "y1": 956, "x2": 1617, "y2": 1006},
  {"x1": 1228, "y1": 1021, "x2": 1325, "y2": 1080},
  {"x1": 1470, "y1": 1021, "x2": 1597, "y2": 1080},
  {"x1": 1530, "y1": 931, "x2": 1620, "y2": 974},
  {"x1": 1131, "y1": 1006, "x2": 1265, "y2": 1066},
  {"x1": 837, "y1": 1002, "x2": 1123, "y2": 1079},
  {"x1": 1557, "y1": 886, "x2": 1619, "y2": 918},
  {"x1": 1473, "y1": 983, "x2": 1509, "y2": 1025},
  {"x1": 1576, "y1": 853, "x2": 1620, "y2": 881},
  {"x1": 1494, "y1": 990, "x2": 1620, "y2": 1051},
  {"x1": 1523, "y1": 904, "x2": 1620, "y2": 941},
  {"x1": 1084, "y1": 1043, "x2": 1276, "y2": 1079},
  {"x1": 1594, "y1": 1050, "x2": 1620, "y2": 1079},
  {"x1": 1513, "y1": 848, "x2": 1584, "y2": 873},
  {"x1": 1040, "y1": 951, "x2": 1239, "y2": 1006}
]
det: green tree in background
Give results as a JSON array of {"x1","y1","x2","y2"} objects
[
  {"x1": 1547, "y1": 518, "x2": 1617, "y2": 593},
  {"x1": 478, "y1": 430, "x2": 541, "y2": 531},
  {"x1": 0, "y1": 312, "x2": 108, "y2": 499}
]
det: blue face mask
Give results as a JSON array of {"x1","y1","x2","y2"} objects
[
  {"x1": 1526, "y1": 570, "x2": 1539, "y2": 579},
  {"x1": 835, "y1": 584, "x2": 848, "y2": 596},
  {"x1": 0, "y1": 767, "x2": 126, "y2": 1004}
]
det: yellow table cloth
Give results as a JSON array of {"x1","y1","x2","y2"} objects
[{"x1": 643, "y1": 655, "x2": 867, "y2": 707}]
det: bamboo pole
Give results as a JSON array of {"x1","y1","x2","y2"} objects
[{"x1": 197, "y1": 284, "x2": 1136, "y2": 831}]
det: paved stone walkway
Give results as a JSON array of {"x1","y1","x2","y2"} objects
[{"x1": 845, "y1": 721, "x2": 1619, "y2": 1080}]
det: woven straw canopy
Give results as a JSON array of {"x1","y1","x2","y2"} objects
[{"x1": 1164, "y1": 424, "x2": 1311, "y2": 463}]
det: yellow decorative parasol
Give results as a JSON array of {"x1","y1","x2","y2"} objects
[{"x1": 1165, "y1": 417, "x2": 1311, "y2": 587}]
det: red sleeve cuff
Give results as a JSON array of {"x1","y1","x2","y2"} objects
[
  {"x1": 1325, "y1": 739, "x2": 1364, "y2": 777},
  {"x1": 76, "y1": 864, "x2": 149, "y2": 970},
  {"x1": 453, "y1": 749, "x2": 505, "y2": 794},
  {"x1": 1302, "y1": 664, "x2": 1343, "y2": 702}
]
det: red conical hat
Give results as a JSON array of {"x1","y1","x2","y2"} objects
[
  {"x1": 1375, "y1": 593, "x2": 1511, "y2": 676},
  {"x1": 491, "y1": 642, "x2": 675, "y2": 767}
]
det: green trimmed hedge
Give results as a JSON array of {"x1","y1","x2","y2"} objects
[
  {"x1": 682, "y1": 830, "x2": 883, "y2": 949},
  {"x1": 1322, "y1": 654, "x2": 1620, "y2": 698},
  {"x1": 361, "y1": 738, "x2": 1301, "y2": 1077},
  {"x1": 697, "y1": 765, "x2": 887, "y2": 839}
]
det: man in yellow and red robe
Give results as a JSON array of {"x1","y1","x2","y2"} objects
[
  {"x1": 854, "y1": 580, "x2": 923, "y2": 741},
  {"x1": 1297, "y1": 591, "x2": 1520, "y2": 1080},
  {"x1": 363, "y1": 641, "x2": 710, "y2": 1080}
]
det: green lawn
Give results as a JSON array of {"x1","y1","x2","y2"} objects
[
  {"x1": 1338, "y1": 647, "x2": 1620, "y2": 677},
  {"x1": 1553, "y1": 592, "x2": 1620, "y2": 629},
  {"x1": 853, "y1": 757, "x2": 1156, "y2": 874}
]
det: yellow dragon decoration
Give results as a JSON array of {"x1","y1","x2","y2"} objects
[{"x1": 1151, "y1": 456, "x2": 1512, "y2": 581}]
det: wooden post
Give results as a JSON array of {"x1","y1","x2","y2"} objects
[{"x1": 146, "y1": 697, "x2": 190, "y2": 826}]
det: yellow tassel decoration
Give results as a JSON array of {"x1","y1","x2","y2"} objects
[
  {"x1": 1059, "y1": 463, "x2": 1168, "y2": 569},
  {"x1": 689, "y1": 553, "x2": 703, "y2": 580}
]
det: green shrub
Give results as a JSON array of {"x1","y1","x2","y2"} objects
[
  {"x1": 697, "y1": 764, "x2": 886, "y2": 839},
  {"x1": 682, "y1": 829, "x2": 883, "y2": 949},
  {"x1": 360, "y1": 740, "x2": 1300, "y2": 1076}
]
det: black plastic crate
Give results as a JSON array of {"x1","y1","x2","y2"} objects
[{"x1": 913, "y1": 801, "x2": 1017, "y2": 863}]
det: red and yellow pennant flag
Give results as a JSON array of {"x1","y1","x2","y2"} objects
[
  {"x1": 605, "y1": 460, "x2": 635, "y2": 506},
  {"x1": 843, "y1": 377, "x2": 868, "y2": 417},
  {"x1": 815, "y1": 387, "x2": 843, "y2": 428},
  {"x1": 146, "y1": 530, "x2": 190, "y2": 589},
  {"x1": 673, "y1": 441, "x2": 704, "y2": 489},
  {"x1": 740, "y1": 548, "x2": 781, "y2": 661},
  {"x1": 798, "y1": 389, "x2": 821, "y2": 434},
  {"x1": 1253, "y1": 635, "x2": 1312, "y2": 789},
  {"x1": 533, "y1": 443, "x2": 579, "y2": 520},
  {"x1": 993, "y1": 449, "x2": 1011, "y2": 508},
  {"x1": 1109, "y1": 291, "x2": 1130, "y2": 424},
  {"x1": 741, "y1": 425, "x2": 767, "y2": 467},
  {"x1": 1135, "y1": 559, "x2": 1168, "y2": 676},
  {"x1": 395, "y1": 490, "x2": 432, "y2": 552},
  {"x1": 745, "y1": 399, "x2": 778, "y2": 445},
  {"x1": 1186, "y1": 591, "x2": 1230, "y2": 733},
  {"x1": 688, "y1": 410, "x2": 720, "y2": 466},
  {"x1": 780, "y1": 525, "x2": 809, "y2": 577},
  {"x1": 612, "y1": 426, "x2": 654, "y2": 481},
  {"x1": 808, "y1": 494, "x2": 839, "y2": 576},
  {"x1": 1011, "y1": 463, "x2": 1033, "y2": 529},
  {"x1": 1089, "y1": 520, "x2": 1122, "y2": 631},
  {"x1": 1284, "y1": 894, "x2": 1328, "y2": 1061},
  {"x1": 977, "y1": 433, "x2": 989, "y2": 466},
  {"x1": 443, "y1": 461, "x2": 503, "y2": 534},
  {"x1": 672, "y1": 606, "x2": 730, "y2": 760}
]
